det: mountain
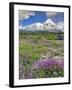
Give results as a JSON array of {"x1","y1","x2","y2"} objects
[
  {"x1": 20, "y1": 22, "x2": 44, "y2": 31},
  {"x1": 19, "y1": 19, "x2": 64, "y2": 32},
  {"x1": 35, "y1": 23, "x2": 43, "y2": 30},
  {"x1": 57, "y1": 22, "x2": 64, "y2": 31},
  {"x1": 43, "y1": 19, "x2": 57, "y2": 30},
  {"x1": 23, "y1": 23, "x2": 36, "y2": 31},
  {"x1": 45, "y1": 19, "x2": 56, "y2": 25}
]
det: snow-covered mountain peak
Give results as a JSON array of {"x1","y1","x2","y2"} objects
[{"x1": 45, "y1": 19, "x2": 55, "y2": 25}]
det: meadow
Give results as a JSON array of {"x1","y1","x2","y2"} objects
[{"x1": 19, "y1": 31, "x2": 64, "y2": 79}]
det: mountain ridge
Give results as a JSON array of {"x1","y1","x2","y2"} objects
[{"x1": 19, "y1": 19, "x2": 64, "y2": 32}]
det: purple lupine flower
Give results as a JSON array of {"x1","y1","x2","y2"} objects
[
  {"x1": 29, "y1": 58, "x2": 64, "y2": 78},
  {"x1": 32, "y1": 58, "x2": 64, "y2": 70}
]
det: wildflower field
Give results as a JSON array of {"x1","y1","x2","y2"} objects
[{"x1": 19, "y1": 31, "x2": 64, "y2": 79}]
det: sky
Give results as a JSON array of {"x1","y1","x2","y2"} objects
[{"x1": 19, "y1": 10, "x2": 64, "y2": 27}]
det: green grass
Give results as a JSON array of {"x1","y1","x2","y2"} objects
[
  {"x1": 19, "y1": 31, "x2": 64, "y2": 62},
  {"x1": 19, "y1": 31, "x2": 64, "y2": 79}
]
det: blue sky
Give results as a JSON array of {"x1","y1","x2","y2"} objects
[{"x1": 19, "y1": 10, "x2": 64, "y2": 27}]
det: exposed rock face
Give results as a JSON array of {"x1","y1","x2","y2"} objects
[
  {"x1": 35, "y1": 23, "x2": 43, "y2": 30},
  {"x1": 43, "y1": 23, "x2": 56, "y2": 30},
  {"x1": 43, "y1": 19, "x2": 56, "y2": 30}
]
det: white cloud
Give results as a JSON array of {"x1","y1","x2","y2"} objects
[
  {"x1": 24, "y1": 15, "x2": 29, "y2": 19},
  {"x1": 46, "y1": 12, "x2": 58, "y2": 17},
  {"x1": 19, "y1": 10, "x2": 35, "y2": 20}
]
